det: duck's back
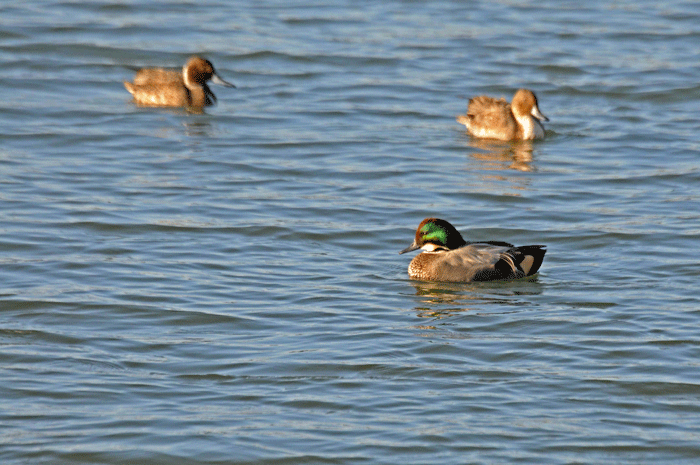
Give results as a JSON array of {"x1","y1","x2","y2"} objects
[
  {"x1": 462, "y1": 96, "x2": 518, "y2": 140},
  {"x1": 132, "y1": 68, "x2": 182, "y2": 85}
]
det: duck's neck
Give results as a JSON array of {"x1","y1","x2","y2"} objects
[
  {"x1": 446, "y1": 235, "x2": 467, "y2": 250},
  {"x1": 515, "y1": 114, "x2": 544, "y2": 140},
  {"x1": 182, "y1": 65, "x2": 190, "y2": 87}
]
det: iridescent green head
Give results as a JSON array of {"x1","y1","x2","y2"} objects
[{"x1": 399, "y1": 217, "x2": 467, "y2": 254}]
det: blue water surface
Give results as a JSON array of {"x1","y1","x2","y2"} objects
[{"x1": 1, "y1": 1, "x2": 699, "y2": 464}]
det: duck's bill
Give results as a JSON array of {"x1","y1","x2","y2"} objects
[
  {"x1": 399, "y1": 242, "x2": 420, "y2": 255},
  {"x1": 212, "y1": 73, "x2": 236, "y2": 88},
  {"x1": 531, "y1": 106, "x2": 548, "y2": 122}
]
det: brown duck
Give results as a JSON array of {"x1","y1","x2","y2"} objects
[
  {"x1": 124, "y1": 56, "x2": 235, "y2": 109},
  {"x1": 456, "y1": 89, "x2": 548, "y2": 140}
]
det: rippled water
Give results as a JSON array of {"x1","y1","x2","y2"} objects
[{"x1": 1, "y1": 1, "x2": 700, "y2": 463}]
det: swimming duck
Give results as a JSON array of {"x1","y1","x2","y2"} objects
[
  {"x1": 124, "y1": 56, "x2": 235, "y2": 109},
  {"x1": 456, "y1": 89, "x2": 548, "y2": 141},
  {"x1": 399, "y1": 217, "x2": 546, "y2": 282}
]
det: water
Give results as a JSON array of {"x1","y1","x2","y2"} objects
[{"x1": 1, "y1": 0, "x2": 699, "y2": 463}]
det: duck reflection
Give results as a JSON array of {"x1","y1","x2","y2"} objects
[
  {"x1": 466, "y1": 139, "x2": 536, "y2": 173},
  {"x1": 408, "y1": 279, "x2": 544, "y2": 319},
  {"x1": 181, "y1": 118, "x2": 214, "y2": 137}
]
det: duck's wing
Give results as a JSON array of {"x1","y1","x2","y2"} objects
[
  {"x1": 457, "y1": 96, "x2": 518, "y2": 140},
  {"x1": 441, "y1": 243, "x2": 546, "y2": 281},
  {"x1": 123, "y1": 81, "x2": 189, "y2": 107},
  {"x1": 430, "y1": 244, "x2": 507, "y2": 281}
]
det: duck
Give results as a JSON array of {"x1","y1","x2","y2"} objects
[
  {"x1": 124, "y1": 56, "x2": 235, "y2": 109},
  {"x1": 456, "y1": 89, "x2": 548, "y2": 141},
  {"x1": 399, "y1": 217, "x2": 546, "y2": 282}
]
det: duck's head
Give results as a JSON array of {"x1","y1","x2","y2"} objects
[
  {"x1": 512, "y1": 88, "x2": 548, "y2": 122},
  {"x1": 399, "y1": 217, "x2": 467, "y2": 254},
  {"x1": 183, "y1": 56, "x2": 236, "y2": 89}
]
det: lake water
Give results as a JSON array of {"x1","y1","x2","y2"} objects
[{"x1": 1, "y1": 1, "x2": 699, "y2": 463}]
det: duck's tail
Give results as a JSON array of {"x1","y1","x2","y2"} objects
[
  {"x1": 512, "y1": 245, "x2": 547, "y2": 276},
  {"x1": 456, "y1": 114, "x2": 471, "y2": 127}
]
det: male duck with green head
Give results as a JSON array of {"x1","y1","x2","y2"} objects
[{"x1": 399, "y1": 218, "x2": 546, "y2": 282}]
